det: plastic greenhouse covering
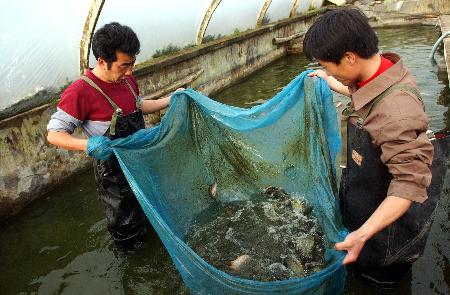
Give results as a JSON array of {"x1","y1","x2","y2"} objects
[
  {"x1": 100, "y1": 71, "x2": 347, "y2": 294},
  {"x1": 205, "y1": 0, "x2": 267, "y2": 37}
]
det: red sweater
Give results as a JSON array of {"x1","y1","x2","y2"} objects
[
  {"x1": 58, "y1": 70, "x2": 139, "y2": 122},
  {"x1": 356, "y1": 55, "x2": 394, "y2": 88}
]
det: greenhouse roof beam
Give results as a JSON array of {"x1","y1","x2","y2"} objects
[
  {"x1": 290, "y1": 0, "x2": 303, "y2": 17},
  {"x1": 196, "y1": 0, "x2": 222, "y2": 45},
  {"x1": 256, "y1": 0, "x2": 272, "y2": 27},
  {"x1": 80, "y1": 0, "x2": 106, "y2": 74}
]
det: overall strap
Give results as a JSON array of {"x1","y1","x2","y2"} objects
[
  {"x1": 124, "y1": 79, "x2": 140, "y2": 110},
  {"x1": 80, "y1": 75, "x2": 122, "y2": 136},
  {"x1": 340, "y1": 83, "x2": 423, "y2": 168},
  {"x1": 80, "y1": 76, "x2": 121, "y2": 111},
  {"x1": 359, "y1": 84, "x2": 424, "y2": 122},
  {"x1": 340, "y1": 103, "x2": 361, "y2": 168}
]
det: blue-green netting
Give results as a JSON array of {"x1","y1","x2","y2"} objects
[{"x1": 110, "y1": 70, "x2": 347, "y2": 294}]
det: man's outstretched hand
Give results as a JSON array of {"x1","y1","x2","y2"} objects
[
  {"x1": 335, "y1": 229, "x2": 367, "y2": 265},
  {"x1": 87, "y1": 136, "x2": 113, "y2": 161}
]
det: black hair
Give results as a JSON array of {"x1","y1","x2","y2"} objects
[
  {"x1": 303, "y1": 8, "x2": 378, "y2": 64},
  {"x1": 92, "y1": 22, "x2": 140, "y2": 67}
]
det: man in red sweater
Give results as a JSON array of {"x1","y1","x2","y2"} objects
[{"x1": 47, "y1": 22, "x2": 175, "y2": 248}]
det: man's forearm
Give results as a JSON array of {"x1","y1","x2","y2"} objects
[
  {"x1": 335, "y1": 195, "x2": 412, "y2": 264},
  {"x1": 356, "y1": 195, "x2": 412, "y2": 242},
  {"x1": 141, "y1": 96, "x2": 170, "y2": 114},
  {"x1": 47, "y1": 131, "x2": 88, "y2": 152},
  {"x1": 326, "y1": 75, "x2": 351, "y2": 97}
]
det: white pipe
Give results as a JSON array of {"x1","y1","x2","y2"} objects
[{"x1": 429, "y1": 31, "x2": 450, "y2": 64}]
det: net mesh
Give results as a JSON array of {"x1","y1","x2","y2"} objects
[{"x1": 110, "y1": 70, "x2": 347, "y2": 294}]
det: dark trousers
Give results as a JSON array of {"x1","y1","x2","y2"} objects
[{"x1": 94, "y1": 156, "x2": 149, "y2": 248}]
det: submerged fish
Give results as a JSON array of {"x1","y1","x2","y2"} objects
[
  {"x1": 209, "y1": 183, "x2": 217, "y2": 200},
  {"x1": 186, "y1": 186, "x2": 325, "y2": 281},
  {"x1": 228, "y1": 254, "x2": 251, "y2": 271},
  {"x1": 244, "y1": 98, "x2": 268, "y2": 105}
]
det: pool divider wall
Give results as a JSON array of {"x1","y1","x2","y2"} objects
[
  {"x1": 355, "y1": 0, "x2": 450, "y2": 28},
  {"x1": 0, "y1": 8, "x2": 325, "y2": 221},
  {"x1": 133, "y1": 9, "x2": 324, "y2": 98}
]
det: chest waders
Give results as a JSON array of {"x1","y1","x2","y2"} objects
[
  {"x1": 339, "y1": 84, "x2": 448, "y2": 288},
  {"x1": 81, "y1": 76, "x2": 148, "y2": 247}
]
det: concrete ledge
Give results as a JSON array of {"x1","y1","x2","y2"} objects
[
  {"x1": 354, "y1": 0, "x2": 450, "y2": 27},
  {"x1": 134, "y1": 9, "x2": 324, "y2": 99},
  {"x1": 133, "y1": 8, "x2": 325, "y2": 78}
]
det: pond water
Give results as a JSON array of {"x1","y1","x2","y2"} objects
[{"x1": 0, "y1": 25, "x2": 448, "y2": 295}]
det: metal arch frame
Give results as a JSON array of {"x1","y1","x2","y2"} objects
[
  {"x1": 79, "y1": 0, "x2": 105, "y2": 74},
  {"x1": 256, "y1": 0, "x2": 272, "y2": 27},
  {"x1": 290, "y1": 0, "x2": 302, "y2": 17},
  {"x1": 79, "y1": 0, "x2": 314, "y2": 69},
  {"x1": 196, "y1": 0, "x2": 222, "y2": 45}
]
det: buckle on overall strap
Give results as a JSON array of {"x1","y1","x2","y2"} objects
[
  {"x1": 341, "y1": 105, "x2": 353, "y2": 117},
  {"x1": 109, "y1": 108, "x2": 123, "y2": 136},
  {"x1": 356, "y1": 117, "x2": 364, "y2": 128},
  {"x1": 340, "y1": 104, "x2": 359, "y2": 168}
]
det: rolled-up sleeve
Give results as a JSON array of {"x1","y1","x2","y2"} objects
[
  {"x1": 47, "y1": 108, "x2": 82, "y2": 134},
  {"x1": 374, "y1": 117, "x2": 434, "y2": 203}
]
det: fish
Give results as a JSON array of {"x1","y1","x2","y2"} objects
[
  {"x1": 244, "y1": 99, "x2": 268, "y2": 105},
  {"x1": 209, "y1": 182, "x2": 217, "y2": 200},
  {"x1": 285, "y1": 255, "x2": 305, "y2": 277},
  {"x1": 187, "y1": 186, "x2": 325, "y2": 281},
  {"x1": 262, "y1": 186, "x2": 289, "y2": 199},
  {"x1": 228, "y1": 254, "x2": 251, "y2": 271}
]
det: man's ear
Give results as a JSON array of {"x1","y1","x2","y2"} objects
[
  {"x1": 97, "y1": 57, "x2": 107, "y2": 69},
  {"x1": 343, "y1": 52, "x2": 357, "y2": 65}
]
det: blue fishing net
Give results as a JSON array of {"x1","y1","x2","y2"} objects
[{"x1": 110, "y1": 70, "x2": 347, "y2": 294}]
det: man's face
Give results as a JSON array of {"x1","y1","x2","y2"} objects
[
  {"x1": 318, "y1": 54, "x2": 358, "y2": 86},
  {"x1": 101, "y1": 51, "x2": 136, "y2": 83}
]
